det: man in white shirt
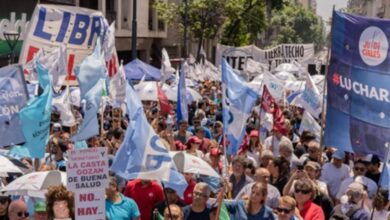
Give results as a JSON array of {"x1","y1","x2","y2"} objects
[
  {"x1": 320, "y1": 150, "x2": 350, "y2": 202},
  {"x1": 264, "y1": 130, "x2": 289, "y2": 157}
]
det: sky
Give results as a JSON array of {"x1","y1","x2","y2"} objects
[{"x1": 316, "y1": 0, "x2": 348, "y2": 22}]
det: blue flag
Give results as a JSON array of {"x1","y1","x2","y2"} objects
[
  {"x1": 19, "y1": 62, "x2": 52, "y2": 159},
  {"x1": 71, "y1": 79, "x2": 104, "y2": 142},
  {"x1": 324, "y1": 11, "x2": 390, "y2": 159},
  {"x1": 0, "y1": 65, "x2": 29, "y2": 147},
  {"x1": 176, "y1": 63, "x2": 188, "y2": 124},
  {"x1": 111, "y1": 83, "x2": 187, "y2": 194},
  {"x1": 222, "y1": 59, "x2": 258, "y2": 155}
]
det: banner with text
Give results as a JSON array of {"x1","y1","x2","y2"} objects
[
  {"x1": 216, "y1": 43, "x2": 314, "y2": 72},
  {"x1": 0, "y1": 65, "x2": 28, "y2": 147},
  {"x1": 18, "y1": 4, "x2": 117, "y2": 83},
  {"x1": 75, "y1": 190, "x2": 105, "y2": 220}
]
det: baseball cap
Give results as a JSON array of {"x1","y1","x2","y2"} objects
[
  {"x1": 34, "y1": 201, "x2": 47, "y2": 212},
  {"x1": 187, "y1": 136, "x2": 202, "y2": 145},
  {"x1": 332, "y1": 150, "x2": 345, "y2": 160},
  {"x1": 210, "y1": 148, "x2": 222, "y2": 156},
  {"x1": 249, "y1": 130, "x2": 259, "y2": 137}
]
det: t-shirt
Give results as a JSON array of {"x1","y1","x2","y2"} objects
[
  {"x1": 264, "y1": 135, "x2": 290, "y2": 157},
  {"x1": 124, "y1": 179, "x2": 164, "y2": 220},
  {"x1": 336, "y1": 176, "x2": 378, "y2": 199},
  {"x1": 224, "y1": 200, "x2": 276, "y2": 220},
  {"x1": 106, "y1": 193, "x2": 140, "y2": 220},
  {"x1": 184, "y1": 179, "x2": 196, "y2": 205},
  {"x1": 183, "y1": 205, "x2": 211, "y2": 220},
  {"x1": 320, "y1": 162, "x2": 350, "y2": 198}
]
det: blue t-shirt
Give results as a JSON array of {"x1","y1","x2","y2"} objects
[
  {"x1": 106, "y1": 193, "x2": 140, "y2": 220},
  {"x1": 224, "y1": 200, "x2": 276, "y2": 220}
]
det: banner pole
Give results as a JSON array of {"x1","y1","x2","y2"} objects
[{"x1": 161, "y1": 182, "x2": 173, "y2": 220}]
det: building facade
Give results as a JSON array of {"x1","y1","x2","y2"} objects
[{"x1": 348, "y1": 0, "x2": 390, "y2": 18}]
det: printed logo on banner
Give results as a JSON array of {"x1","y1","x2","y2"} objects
[{"x1": 359, "y1": 26, "x2": 388, "y2": 66}]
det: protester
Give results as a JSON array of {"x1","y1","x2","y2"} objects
[
  {"x1": 45, "y1": 185, "x2": 74, "y2": 220},
  {"x1": 33, "y1": 201, "x2": 48, "y2": 220},
  {"x1": 299, "y1": 140, "x2": 326, "y2": 165},
  {"x1": 264, "y1": 129, "x2": 290, "y2": 157},
  {"x1": 185, "y1": 136, "x2": 204, "y2": 158},
  {"x1": 8, "y1": 200, "x2": 29, "y2": 220},
  {"x1": 229, "y1": 156, "x2": 254, "y2": 198},
  {"x1": 183, "y1": 183, "x2": 212, "y2": 220},
  {"x1": 0, "y1": 195, "x2": 10, "y2": 220},
  {"x1": 105, "y1": 176, "x2": 140, "y2": 220},
  {"x1": 163, "y1": 204, "x2": 183, "y2": 220},
  {"x1": 153, "y1": 187, "x2": 186, "y2": 216},
  {"x1": 365, "y1": 155, "x2": 381, "y2": 185},
  {"x1": 268, "y1": 157, "x2": 290, "y2": 194},
  {"x1": 293, "y1": 179, "x2": 325, "y2": 220},
  {"x1": 371, "y1": 189, "x2": 390, "y2": 219},
  {"x1": 275, "y1": 196, "x2": 300, "y2": 220},
  {"x1": 124, "y1": 179, "x2": 164, "y2": 220},
  {"x1": 174, "y1": 120, "x2": 192, "y2": 145}
]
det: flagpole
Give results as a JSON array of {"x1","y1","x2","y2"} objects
[
  {"x1": 319, "y1": 6, "x2": 335, "y2": 153},
  {"x1": 161, "y1": 182, "x2": 173, "y2": 220}
]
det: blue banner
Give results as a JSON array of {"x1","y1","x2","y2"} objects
[
  {"x1": 0, "y1": 65, "x2": 29, "y2": 147},
  {"x1": 324, "y1": 11, "x2": 390, "y2": 159}
]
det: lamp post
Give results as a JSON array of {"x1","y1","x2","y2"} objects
[
  {"x1": 131, "y1": 0, "x2": 137, "y2": 60},
  {"x1": 3, "y1": 30, "x2": 20, "y2": 64}
]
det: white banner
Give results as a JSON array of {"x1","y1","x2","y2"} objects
[
  {"x1": 66, "y1": 148, "x2": 109, "y2": 191},
  {"x1": 75, "y1": 190, "x2": 105, "y2": 220},
  {"x1": 19, "y1": 4, "x2": 117, "y2": 83},
  {"x1": 216, "y1": 43, "x2": 315, "y2": 72}
]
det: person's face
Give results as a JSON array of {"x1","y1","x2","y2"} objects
[
  {"x1": 183, "y1": 173, "x2": 193, "y2": 182},
  {"x1": 353, "y1": 163, "x2": 367, "y2": 176},
  {"x1": 304, "y1": 166, "x2": 317, "y2": 180},
  {"x1": 210, "y1": 155, "x2": 220, "y2": 164},
  {"x1": 8, "y1": 203, "x2": 29, "y2": 220},
  {"x1": 308, "y1": 146, "x2": 319, "y2": 159},
  {"x1": 267, "y1": 161, "x2": 278, "y2": 175},
  {"x1": 190, "y1": 142, "x2": 200, "y2": 150},
  {"x1": 34, "y1": 211, "x2": 48, "y2": 220},
  {"x1": 164, "y1": 206, "x2": 183, "y2": 220},
  {"x1": 260, "y1": 156, "x2": 272, "y2": 168},
  {"x1": 192, "y1": 186, "x2": 208, "y2": 205},
  {"x1": 332, "y1": 158, "x2": 343, "y2": 168},
  {"x1": 166, "y1": 189, "x2": 178, "y2": 204},
  {"x1": 294, "y1": 186, "x2": 312, "y2": 204},
  {"x1": 0, "y1": 198, "x2": 8, "y2": 214},
  {"x1": 276, "y1": 201, "x2": 294, "y2": 220},
  {"x1": 52, "y1": 201, "x2": 70, "y2": 219},
  {"x1": 280, "y1": 147, "x2": 292, "y2": 159},
  {"x1": 105, "y1": 181, "x2": 117, "y2": 197},
  {"x1": 249, "y1": 186, "x2": 265, "y2": 205},
  {"x1": 193, "y1": 120, "x2": 201, "y2": 127},
  {"x1": 254, "y1": 170, "x2": 271, "y2": 184},
  {"x1": 179, "y1": 122, "x2": 188, "y2": 131},
  {"x1": 232, "y1": 162, "x2": 244, "y2": 176}
]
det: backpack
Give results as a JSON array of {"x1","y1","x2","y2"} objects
[{"x1": 329, "y1": 204, "x2": 361, "y2": 220}]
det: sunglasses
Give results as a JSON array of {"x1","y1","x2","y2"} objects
[
  {"x1": 354, "y1": 167, "x2": 365, "y2": 172},
  {"x1": 0, "y1": 199, "x2": 8, "y2": 204},
  {"x1": 17, "y1": 211, "x2": 29, "y2": 217},
  {"x1": 276, "y1": 207, "x2": 292, "y2": 214},
  {"x1": 295, "y1": 189, "x2": 311, "y2": 194}
]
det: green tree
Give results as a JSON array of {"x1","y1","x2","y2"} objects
[{"x1": 270, "y1": 4, "x2": 325, "y2": 51}]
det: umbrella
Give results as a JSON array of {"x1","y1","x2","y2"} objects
[
  {"x1": 134, "y1": 81, "x2": 176, "y2": 102},
  {"x1": 0, "y1": 155, "x2": 25, "y2": 176},
  {"x1": 274, "y1": 71, "x2": 297, "y2": 81},
  {"x1": 274, "y1": 63, "x2": 300, "y2": 73},
  {"x1": 169, "y1": 151, "x2": 220, "y2": 178},
  {"x1": 0, "y1": 171, "x2": 65, "y2": 198}
]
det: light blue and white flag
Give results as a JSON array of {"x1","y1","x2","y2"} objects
[
  {"x1": 379, "y1": 147, "x2": 390, "y2": 199},
  {"x1": 71, "y1": 79, "x2": 104, "y2": 142},
  {"x1": 19, "y1": 62, "x2": 52, "y2": 159},
  {"x1": 0, "y1": 65, "x2": 29, "y2": 147},
  {"x1": 299, "y1": 111, "x2": 321, "y2": 141},
  {"x1": 292, "y1": 73, "x2": 322, "y2": 118},
  {"x1": 111, "y1": 83, "x2": 187, "y2": 194},
  {"x1": 222, "y1": 58, "x2": 258, "y2": 156},
  {"x1": 109, "y1": 61, "x2": 126, "y2": 107},
  {"x1": 176, "y1": 63, "x2": 188, "y2": 124},
  {"x1": 52, "y1": 86, "x2": 76, "y2": 127}
]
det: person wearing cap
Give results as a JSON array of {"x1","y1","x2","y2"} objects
[
  {"x1": 330, "y1": 182, "x2": 370, "y2": 220},
  {"x1": 365, "y1": 154, "x2": 381, "y2": 185},
  {"x1": 186, "y1": 136, "x2": 204, "y2": 158},
  {"x1": 33, "y1": 201, "x2": 47, "y2": 220},
  {"x1": 320, "y1": 149, "x2": 351, "y2": 202},
  {"x1": 153, "y1": 187, "x2": 186, "y2": 217},
  {"x1": 336, "y1": 160, "x2": 378, "y2": 201},
  {"x1": 208, "y1": 147, "x2": 223, "y2": 175}
]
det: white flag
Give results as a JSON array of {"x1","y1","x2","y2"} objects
[
  {"x1": 109, "y1": 62, "x2": 126, "y2": 107},
  {"x1": 53, "y1": 87, "x2": 76, "y2": 127},
  {"x1": 292, "y1": 73, "x2": 322, "y2": 118},
  {"x1": 299, "y1": 111, "x2": 321, "y2": 141},
  {"x1": 161, "y1": 48, "x2": 175, "y2": 84},
  {"x1": 262, "y1": 71, "x2": 285, "y2": 102}
]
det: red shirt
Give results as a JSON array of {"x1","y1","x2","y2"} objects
[
  {"x1": 300, "y1": 200, "x2": 325, "y2": 220},
  {"x1": 183, "y1": 179, "x2": 196, "y2": 205},
  {"x1": 124, "y1": 179, "x2": 164, "y2": 220}
]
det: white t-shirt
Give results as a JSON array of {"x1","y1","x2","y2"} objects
[
  {"x1": 336, "y1": 176, "x2": 378, "y2": 199},
  {"x1": 264, "y1": 135, "x2": 289, "y2": 157},
  {"x1": 320, "y1": 162, "x2": 350, "y2": 198}
]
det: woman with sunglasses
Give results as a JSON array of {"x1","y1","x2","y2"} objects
[
  {"x1": 224, "y1": 182, "x2": 276, "y2": 220},
  {"x1": 293, "y1": 179, "x2": 324, "y2": 220},
  {"x1": 275, "y1": 196, "x2": 301, "y2": 220}
]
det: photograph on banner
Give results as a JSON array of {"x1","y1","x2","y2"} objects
[
  {"x1": 18, "y1": 4, "x2": 118, "y2": 83},
  {"x1": 66, "y1": 147, "x2": 109, "y2": 191},
  {"x1": 216, "y1": 43, "x2": 314, "y2": 72},
  {"x1": 75, "y1": 190, "x2": 105, "y2": 220}
]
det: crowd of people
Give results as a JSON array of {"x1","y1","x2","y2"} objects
[{"x1": 1, "y1": 79, "x2": 389, "y2": 220}]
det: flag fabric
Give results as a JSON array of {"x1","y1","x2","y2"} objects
[
  {"x1": 19, "y1": 62, "x2": 52, "y2": 158},
  {"x1": 111, "y1": 83, "x2": 187, "y2": 194},
  {"x1": 0, "y1": 65, "x2": 29, "y2": 147},
  {"x1": 103, "y1": 22, "x2": 119, "y2": 77},
  {"x1": 157, "y1": 82, "x2": 172, "y2": 116},
  {"x1": 109, "y1": 61, "x2": 126, "y2": 107},
  {"x1": 222, "y1": 58, "x2": 258, "y2": 155},
  {"x1": 261, "y1": 85, "x2": 287, "y2": 135},
  {"x1": 161, "y1": 48, "x2": 175, "y2": 84},
  {"x1": 219, "y1": 201, "x2": 230, "y2": 220},
  {"x1": 299, "y1": 111, "x2": 321, "y2": 141},
  {"x1": 71, "y1": 79, "x2": 104, "y2": 142},
  {"x1": 176, "y1": 63, "x2": 188, "y2": 124},
  {"x1": 262, "y1": 71, "x2": 285, "y2": 103},
  {"x1": 292, "y1": 73, "x2": 322, "y2": 118},
  {"x1": 379, "y1": 147, "x2": 390, "y2": 199},
  {"x1": 52, "y1": 86, "x2": 76, "y2": 127},
  {"x1": 324, "y1": 11, "x2": 390, "y2": 159}
]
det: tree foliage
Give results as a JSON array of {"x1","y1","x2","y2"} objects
[{"x1": 270, "y1": 4, "x2": 325, "y2": 51}]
